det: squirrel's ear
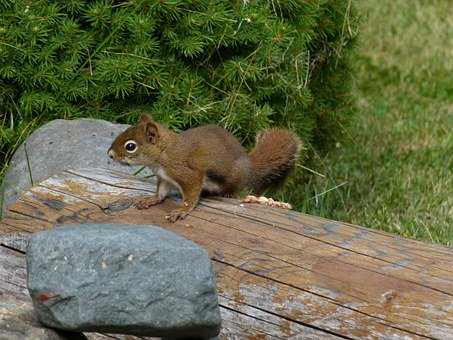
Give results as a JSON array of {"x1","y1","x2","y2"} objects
[
  {"x1": 138, "y1": 114, "x2": 152, "y2": 124},
  {"x1": 143, "y1": 121, "x2": 159, "y2": 144}
]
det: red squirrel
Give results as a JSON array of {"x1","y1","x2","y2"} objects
[{"x1": 108, "y1": 114, "x2": 301, "y2": 222}]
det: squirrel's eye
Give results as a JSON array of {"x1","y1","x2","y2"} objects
[{"x1": 124, "y1": 140, "x2": 137, "y2": 153}]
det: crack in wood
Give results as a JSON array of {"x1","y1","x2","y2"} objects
[
  {"x1": 38, "y1": 185, "x2": 105, "y2": 209},
  {"x1": 219, "y1": 303, "x2": 350, "y2": 340},
  {"x1": 65, "y1": 169, "x2": 156, "y2": 193}
]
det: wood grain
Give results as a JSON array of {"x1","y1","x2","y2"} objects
[{"x1": 1, "y1": 167, "x2": 452, "y2": 340}]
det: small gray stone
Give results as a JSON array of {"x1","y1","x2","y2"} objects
[
  {"x1": 27, "y1": 224, "x2": 221, "y2": 338},
  {"x1": 1, "y1": 119, "x2": 146, "y2": 215}
]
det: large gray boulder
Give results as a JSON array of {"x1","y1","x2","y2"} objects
[
  {"x1": 1, "y1": 119, "x2": 141, "y2": 215},
  {"x1": 27, "y1": 224, "x2": 221, "y2": 338}
]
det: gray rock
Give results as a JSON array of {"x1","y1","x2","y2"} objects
[
  {"x1": 1, "y1": 119, "x2": 145, "y2": 215},
  {"x1": 27, "y1": 224, "x2": 221, "y2": 338}
]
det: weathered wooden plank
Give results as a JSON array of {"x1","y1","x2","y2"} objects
[
  {"x1": 214, "y1": 264, "x2": 428, "y2": 339},
  {"x1": 201, "y1": 198, "x2": 453, "y2": 275},
  {"x1": 1, "y1": 168, "x2": 452, "y2": 339},
  {"x1": 68, "y1": 168, "x2": 453, "y2": 257},
  {"x1": 0, "y1": 222, "x2": 22, "y2": 234},
  {"x1": 66, "y1": 169, "x2": 156, "y2": 193},
  {"x1": 218, "y1": 306, "x2": 340, "y2": 340},
  {"x1": 218, "y1": 295, "x2": 345, "y2": 339},
  {"x1": 0, "y1": 170, "x2": 444, "y2": 338},
  {"x1": 64, "y1": 168, "x2": 453, "y2": 275},
  {"x1": 0, "y1": 232, "x2": 29, "y2": 253},
  {"x1": 32, "y1": 172, "x2": 149, "y2": 210},
  {"x1": 0, "y1": 246, "x2": 28, "y2": 301}
]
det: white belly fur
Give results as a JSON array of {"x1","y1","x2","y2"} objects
[
  {"x1": 153, "y1": 166, "x2": 221, "y2": 194},
  {"x1": 202, "y1": 177, "x2": 221, "y2": 193},
  {"x1": 154, "y1": 166, "x2": 182, "y2": 194}
]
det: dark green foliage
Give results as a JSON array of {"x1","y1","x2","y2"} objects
[{"x1": 0, "y1": 0, "x2": 358, "y2": 181}]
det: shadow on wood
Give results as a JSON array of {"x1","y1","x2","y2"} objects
[{"x1": 1, "y1": 168, "x2": 453, "y2": 339}]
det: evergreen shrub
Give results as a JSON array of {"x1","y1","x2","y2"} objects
[{"x1": 0, "y1": 0, "x2": 358, "y2": 186}]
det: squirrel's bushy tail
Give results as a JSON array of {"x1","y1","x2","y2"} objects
[{"x1": 249, "y1": 128, "x2": 302, "y2": 194}]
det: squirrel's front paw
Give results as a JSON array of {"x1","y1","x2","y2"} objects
[
  {"x1": 135, "y1": 196, "x2": 162, "y2": 210},
  {"x1": 165, "y1": 208, "x2": 190, "y2": 223}
]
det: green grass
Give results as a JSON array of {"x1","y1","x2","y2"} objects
[
  {"x1": 284, "y1": 0, "x2": 453, "y2": 245},
  {"x1": 1, "y1": 0, "x2": 452, "y2": 245}
]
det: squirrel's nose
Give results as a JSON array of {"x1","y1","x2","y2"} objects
[{"x1": 108, "y1": 149, "x2": 115, "y2": 159}]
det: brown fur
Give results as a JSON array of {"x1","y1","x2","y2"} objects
[
  {"x1": 108, "y1": 114, "x2": 301, "y2": 222},
  {"x1": 249, "y1": 128, "x2": 302, "y2": 194}
]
